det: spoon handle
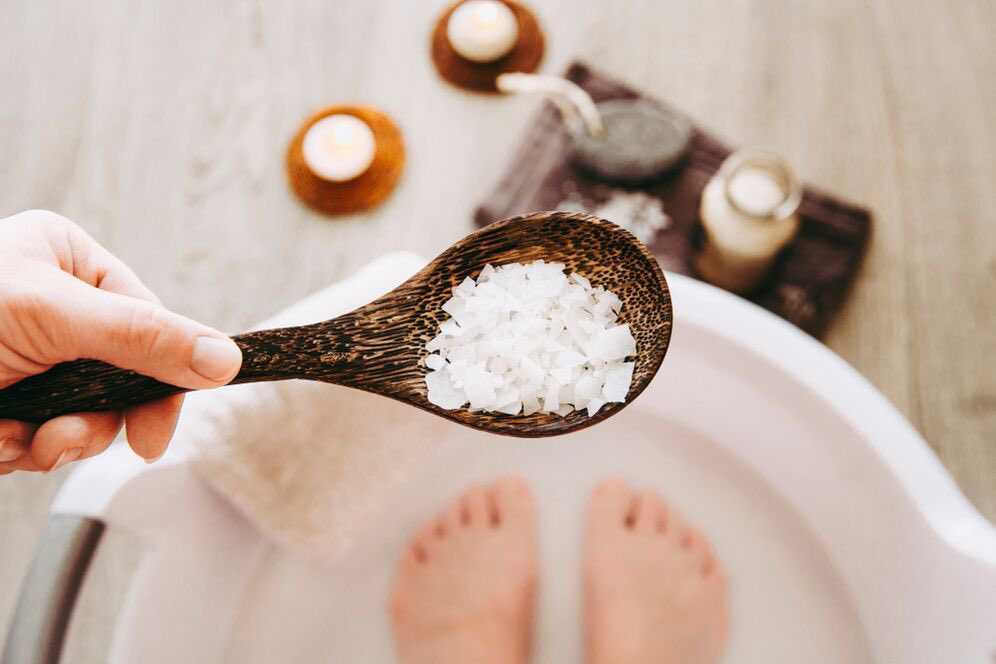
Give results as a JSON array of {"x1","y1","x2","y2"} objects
[{"x1": 0, "y1": 322, "x2": 351, "y2": 424}]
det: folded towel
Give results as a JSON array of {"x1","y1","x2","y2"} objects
[{"x1": 171, "y1": 252, "x2": 445, "y2": 563}]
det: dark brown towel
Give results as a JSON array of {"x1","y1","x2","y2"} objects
[{"x1": 474, "y1": 62, "x2": 872, "y2": 338}]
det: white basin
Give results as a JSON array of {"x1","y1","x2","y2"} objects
[{"x1": 46, "y1": 273, "x2": 996, "y2": 663}]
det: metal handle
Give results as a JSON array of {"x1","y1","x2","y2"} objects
[{"x1": 1, "y1": 516, "x2": 104, "y2": 664}]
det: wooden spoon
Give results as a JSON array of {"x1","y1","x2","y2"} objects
[{"x1": 0, "y1": 211, "x2": 672, "y2": 438}]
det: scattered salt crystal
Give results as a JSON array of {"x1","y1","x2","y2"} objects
[{"x1": 423, "y1": 260, "x2": 638, "y2": 417}]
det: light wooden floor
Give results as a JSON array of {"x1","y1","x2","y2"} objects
[{"x1": 1, "y1": 0, "x2": 994, "y2": 657}]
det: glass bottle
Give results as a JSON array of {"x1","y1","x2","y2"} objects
[{"x1": 695, "y1": 149, "x2": 803, "y2": 293}]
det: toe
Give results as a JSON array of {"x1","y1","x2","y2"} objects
[
  {"x1": 679, "y1": 525, "x2": 695, "y2": 549},
  {"x1": 389, "y1": 589, "x2": 407, "y2": 623},
  {"x1": 683, "y1": 527, "x2": 710, "y2": 569},
  {"x1": 661, "y1": 504, "x2": 687, "y2": 542},
  {"x1": 400, "y1": 542, "x2": 423, "y2": 569},
  {"x1": 633, "y1": 490, "x2": 663, "y2": 532},
  {"x1": 690, "y1": 530, "x2": 720, "y2": 575},
  {"x1": 655, "y1": 502, "x2": 670, "y2": 533},
  {"x1": 708, "y1": 559, "x2": 728, "y2": 586},
  {"x1": 492, "y1": 476, "x2": 533, "y2": 527},
  {"x1": 409, "y1": 538, "x2": 429, "y2": 565},
  {"x1": 431, "y1": 515, "x2": 448, "y2": 539},
  {"x1": 413, "y1": 522, "x2": 439, "y2": 556},
  {"x1": 688, "y1": 526, "x2": 711, "y2": 554},
  {"x1": 439, "y1": 493, "x2": 464, "y2": 530},
  {"x1": 588, "y1": 478, "x2": 636, "y2": 528},
  {"x1": 460, "y1": 484, "x2": 491, "y2": 527}
]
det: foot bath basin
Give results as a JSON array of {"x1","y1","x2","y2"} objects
[{"x1": 5, "y1": 273, "x2": 995, "y2": 664}]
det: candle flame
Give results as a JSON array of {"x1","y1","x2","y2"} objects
[
  {"x1": 330, "y1": 123, "x2": 356, "y2": 149},
  {"x1": 474, "y1": 2, "x2": 500, "y2": 26}
]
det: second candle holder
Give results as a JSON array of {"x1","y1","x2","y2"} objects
[{"x1": 431, "y1": 0, "x2": 545, "y2": 93}]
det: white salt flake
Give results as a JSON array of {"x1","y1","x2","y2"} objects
[
  {"x1": 603, "y1": 362, "x2": 635, "y2": 402},
  {"x1": 542, "y1": 383, "x2": 560, "y2": 413},
  {"x1": 586, "y1": 398, "x2": 606, "y2": 416},
  {"x1": 463, "y1": 362, "x2": 497, "y2": 408},
  {"x1": 497, "y1": 401, "x2": 522, "y2": 415},
  {"x1": 522, "y1": 396, "x2": 541, "y2": 416},
  {"x1": 424, "y1": 354, "x2": 446, "y2": 371},
  {"x1": 439, "y1": 319, "x2": 465, "y2": 337},
  {"x1": 425, "y1": 370, "x2": 466, "y2": 410},
  {"x1": 556, "y1": 350, "x2": 586, "y2": 368},
  {"x1": 574, "y1": 374, "x2": 603, "y2": 405},
  {"x1": 423, "y1": 260, "x2": 637, "y2": 417},
  {"x1": 550, "y1": 367, "x2": 573, "y2": 385},
  {"x1": 587, "y1": 324, "x2": 637, "y2": 362}
]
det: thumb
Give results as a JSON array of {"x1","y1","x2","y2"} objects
[{"x1": 43, "y1": 273, "x2": 243, "y2": 389}]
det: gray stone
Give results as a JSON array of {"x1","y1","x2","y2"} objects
[{"x1": 571, "y1": 100, "x2": 693, "y2": 183}]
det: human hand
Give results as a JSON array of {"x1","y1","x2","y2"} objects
[{"x1": 0, "y1": 210, "x2": 243, "y2": 474}]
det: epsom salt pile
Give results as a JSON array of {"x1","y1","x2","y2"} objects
[{"x1": 423, "y1": 260, "x2": 636, "y2": 417}]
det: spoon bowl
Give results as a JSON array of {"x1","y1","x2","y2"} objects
[{"x1": 0, "y1": 211, "x2": 671, "y2": 438}]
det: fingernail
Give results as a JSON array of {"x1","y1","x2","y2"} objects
[
  {"x1": 0, "y1": 438, "x2": 25, "y2": 463},
  {"x1": 47, "y1": 447, "x2": 82, "y2": 473},
  {"x1": 145, "y1": 451, "x2": 165, "y2": 464},
  {"x1": 190, "y1": 336, "x2": 242, "y2": 382}
]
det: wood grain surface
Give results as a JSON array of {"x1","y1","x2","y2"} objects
[{"x1": 1, "y1": 0, "x2": 994, "y2": 659}]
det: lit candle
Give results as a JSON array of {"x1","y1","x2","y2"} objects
[
  {"x1": 447, "y1": 0, "x2": 519, "y2": 63},
  {"x1": 302, "y1": 114, "x2": 377, "y2": 182}
]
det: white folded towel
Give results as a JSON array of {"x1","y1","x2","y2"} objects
[{"x1": 172, "y1": 252, "x2": 446, "y2": 563}]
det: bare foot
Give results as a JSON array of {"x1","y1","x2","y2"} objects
[
  {"x1": 584, "y1": 480, "x2": 729, "y2": 664},
  {"x1": 390, "y1": 477, "x2": 537, "y2": 664}
]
